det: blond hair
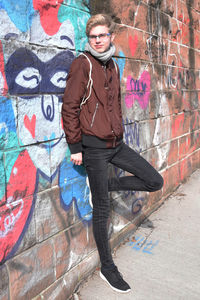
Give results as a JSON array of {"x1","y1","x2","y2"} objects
[{"x1": 86, "y1": 14, "x2": 115, "y2": 37}]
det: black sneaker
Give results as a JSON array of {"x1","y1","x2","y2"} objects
[{"x1": 100, "y1": 266, "x2": 131, "y2": 293}]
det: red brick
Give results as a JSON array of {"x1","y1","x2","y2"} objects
[
  {"x1": 134, "y1": 2, "x2": 149, "y2": 32},
  {"x1": 53, "y1": 230, "x2": 71, "y2": 279},
  {"x1": 143, "y1": 143, "x2": 170, "y2": 170},
  {"x1": 0, "y1": 265, "x2": 9, "y2": 300},
  {"x1": 131, "y1": 30, "x2": 147, "y2": 61},
  {"x1": 142, "y1": 146, "x2": 159, "y2": 169},
  {"x1": 191, "y1": 8, "x2": 200, "y2": 31},
  {"x1": 41, "y1": 267, "x2": 79, "y2": 300},
  {"x1": 140, "y1": 119, "x2": 157, "y2": 149},
  {"x1": 40, "y1": 277, "x2": 68, "y2": 300},
  {"x1": 152, "y1": 116, "x2": 171, "y2": 146},
  {"x1": 160, "y1": 0, "x2": 176, "y2": 17},
  {"x1": 114, "y1": 26, "x2": 147, "y2": 61},
  {"x1": 179, "y1": 156, "x2": 193, "y2": 182},
  {"x1": 195, "y1": 74, "x2": 200, "y2": 92},
  {"x1": 169, "y1": 19, "x2": 181, "y2": 43},
  {"x1": 121, "y1": 60, "x2": 141, "y2": 90},
  {"x1": 162, "y1": 65, "x2": 176, "y2": 90},
  {"x1": 8, "y1": 240, "x2": 55, "y2": 300},
  {"x1": 176, "y1": 0, "x2": 183, "y2": 19},
  {"x1": 177, "y1": 1, "x2": 190, "y2": 26},
  {"x1": 195, "y1": 49, "x2": 200, "y2": 67},
  {"x1": 181, "y1": 23, "x2": 190, "y2": 46},
  {"x1": 162, "y1": 164, "x2": 180, "y2": 196},
  {"x1": 160, "y1": 13, "x2": 171, "y2": 40},
  {"x1": 144, "y1": 33, "x2": 160, "y2": 64},
  {"x1": 180, "y1": 45, "x2": 189, "y2": 68},
  {"x1": 167, "y1": 42, "x2": 180, "y2": 67},
  {"x1": 168, "y1": 138, "x2": 179, "y2": 166},
  {"x1": 78, "y1": 251, "x2": 99, "y2": 280},
  {"x1": 53, "y1": 222, "x2": 95, "y2": 279},
  {"x1": 194, "y1": 30, "x2": 200, "y2": 50},
  {"x1": 110, "y1": 0, "x2": 141, "y2": 27},
  {"x1": 160, "y1": 38, "x2": 168, "y2": 65},
  {"x1": 191, "y1": 149, "x2": 200, "y2": 170},
  {"x1": 179, "y1": 134, "x2": 191, "y2": 159},
  {"x1": 171, "y1": 112, "x2": 190, "y2": 138},
  {"x1": 190, "y1": 130, "x2": 200, "y2": 151},
  {"x1": 146, "y1": 187, "x2": 163, "y2": 209},
  {"x1": 170, "y1": 91, "x2": 184, "y2": 113},
  {"x1": 190, "y1": 110, "x2": 200, "y2": 131},
  {"x1": 35, "y1": 187, "x2": 78, "y2": 243},
  {"x1": 193, "y1": 1, "x2": 200, "y2": 12},
  {"x1": 199, "y1": 93, "x2": 200, "y2": 108},
  {"x1": 182, "y1": 91, "x2": 199, "y2": 111},
  {"x1": 144, "y1": 37, "x2": 168, "y2": 65}
]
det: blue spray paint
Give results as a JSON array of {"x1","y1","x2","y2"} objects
[
  {"x1": 128, "y1": 235, "x2": 159, "y2": 254},
  {"x1": 0, "y1": 0, "x2": 35, "y2": 32},
  {"x1": 113, "y1": 51, "x2": 126, "y2": 81},
  {"x1": 59, "y1": 155, "x2": 92, "y2": 223},
  {"x1": 58, "y1": 5, "x2": 90, "y2": 51}
]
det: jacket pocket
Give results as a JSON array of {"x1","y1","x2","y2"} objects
[{"x1": 90, "y1": 103, "x2": 99, "y2": 127}]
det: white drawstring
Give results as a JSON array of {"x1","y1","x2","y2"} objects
[
  {"x1": 78, "y1": 53, "x2": 118, "y2": 109},
  {"x1": 79, "y1": 53, "x2": 93, "y2": 109}
]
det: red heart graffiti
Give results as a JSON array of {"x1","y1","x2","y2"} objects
[
  {"x1": 0, "y1": 150, "x2": 37, "y2": 263},
  {"x1": 129, "y1": 35, "x2": 138, "y2": 57},
  {"x1": 24, "y1": 114, "x2": 36, "y2": 139}
]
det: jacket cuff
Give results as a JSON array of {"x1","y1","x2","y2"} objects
[{"x1": 68, "y1": 142, "x2": 82, "y2": 154}]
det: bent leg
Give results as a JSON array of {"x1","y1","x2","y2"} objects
[{"x1": 110, "y1": 143, "x2": 163, "y2": 192}]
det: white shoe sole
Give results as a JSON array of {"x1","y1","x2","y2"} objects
[{"x1": 100, "y1": 271, "x2": 131, "y2": 293}]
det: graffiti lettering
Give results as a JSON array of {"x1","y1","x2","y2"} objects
[
  {"x1": 145, "y1": 39, "x2": 166, "y2": 60},
  {"x1": 128, "y1": 235, "x2": 159, "y2": 254},
  {"x1": 132, "y1": 197, "x2": 145, "y2": 215},
  {"x1": 0, "y1": 198, "x2": 24, "y2": 238},
  {"x1": 125, "y1": 71, "x2": 151, "y2": 110},
  {"x1": 123, "y1": 118, "x2": 141, "y2": 153},
  {"x1": 41, "y1": 95, "x2": 55, "y2": 121}
]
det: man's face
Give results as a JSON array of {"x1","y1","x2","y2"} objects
[{"x1": 88, "y1": 25, "x2": 114, "y2": 53}]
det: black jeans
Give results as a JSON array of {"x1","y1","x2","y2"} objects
[{"x1": 83, "y1": 142, "x2": 163, "y2": 270}]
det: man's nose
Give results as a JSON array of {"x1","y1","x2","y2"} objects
[{"x1": 95, "y1": 36, "x2": 101, "y2": 42}]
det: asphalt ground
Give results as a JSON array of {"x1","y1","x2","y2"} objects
[{"x1": 77, "y1": 169, "x2": 200, "y2": 300}]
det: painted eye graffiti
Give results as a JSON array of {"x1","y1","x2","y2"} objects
[
  {"x1": 41, "y1": 95, "x2": 55, "y2": 121},
  {"x1": 15, "y1": 67, "x2": 42, "y2": 89},
  {"x1": 50, "y1": 71, "x2": 68, "y2": 89}
]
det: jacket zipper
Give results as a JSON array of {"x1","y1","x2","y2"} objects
[{"x1": 90, "y1": 103, "x2": 99, "y2": 127}]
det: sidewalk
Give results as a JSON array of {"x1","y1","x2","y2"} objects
[{"x1": 77, "y1": 169, "x2": 200, "y2": 300}]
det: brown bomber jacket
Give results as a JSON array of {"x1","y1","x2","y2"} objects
[{"x1": 62, "y1": 52, "x2": 124, "y2": 154}]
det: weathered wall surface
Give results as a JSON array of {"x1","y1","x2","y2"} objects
[{"x1": 0, "y1": 0, "x2": 199, "y2": 299}]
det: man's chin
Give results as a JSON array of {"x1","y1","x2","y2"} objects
[{"x1": 94, "y1": 47, "x2": 105, "y2": 53}]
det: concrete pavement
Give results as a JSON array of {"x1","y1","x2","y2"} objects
[{"x1": 76, "y1": 169, "x2": 200, "y2": 300}]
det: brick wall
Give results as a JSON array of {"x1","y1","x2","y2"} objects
[{"x1": 0, "y1": 0, "x2": 199, "y2": 299}]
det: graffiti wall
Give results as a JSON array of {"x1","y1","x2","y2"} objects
[{"x1": 0, "y1": 0, "x2": 200, "y2": 299}]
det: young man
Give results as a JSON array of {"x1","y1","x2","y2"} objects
[{"x1": 62, "y1": 14, "x2": 163, "y2": 293}]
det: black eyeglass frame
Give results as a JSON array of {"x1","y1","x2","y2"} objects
[{"x1": 88, "y1": 33, "x2": 111, "y2": 41}]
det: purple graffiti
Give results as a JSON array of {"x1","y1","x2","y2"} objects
[{"x1": 125, "y1": 71, "x2": 151, "y2": 110}]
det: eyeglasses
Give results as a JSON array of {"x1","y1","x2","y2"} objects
[{"x1": 88, "y1": 33, "x2": 111, "y2": 42}]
